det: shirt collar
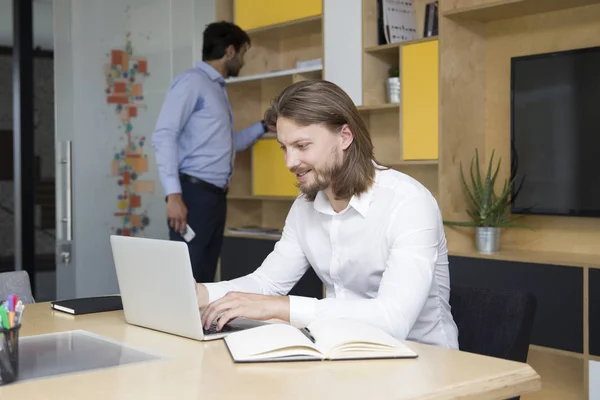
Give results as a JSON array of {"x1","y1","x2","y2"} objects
[
  {"x1": 195, "y1": 61, "x2": 225, "y2": 84},
  {"x1": 312, "y1": 171, "x2": 378, "y2": 218}
]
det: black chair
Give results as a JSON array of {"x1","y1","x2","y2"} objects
[
  {"x1": 449, "y1": 285, "x2": 537, "y2": 400},
  {"x1": 449, "y1": 285, "x2": 537, "y2": 363}
]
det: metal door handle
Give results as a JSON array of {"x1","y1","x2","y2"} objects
[{"x1": 59, "y1": 141, "x2": 73, "y2": 241}]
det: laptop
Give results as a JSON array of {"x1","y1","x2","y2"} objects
[{"x1": 109, "y1": 235, "x2": 265, "y2": 341}]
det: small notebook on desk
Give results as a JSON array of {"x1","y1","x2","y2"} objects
[
  {"x1": 223, "y1": 318, "x2": 418, "y2": 363},
  {"x1": 51, "y1": 295, "x2": 123, "y2": 315}
]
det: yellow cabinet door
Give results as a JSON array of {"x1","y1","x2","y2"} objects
[
  {"x1": 401, "y1": 39, "x2": 439, "y2": 160},
  {"x1": 252, "y1": 138, "x2": 300, "y2": 197},
  {"x1": 235, "y1": 0, "x2": 322, "y2": 31}
]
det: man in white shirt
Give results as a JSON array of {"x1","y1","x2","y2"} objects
[{"x1": 196, "y1": 80, "x2": 459, "y2": 349}]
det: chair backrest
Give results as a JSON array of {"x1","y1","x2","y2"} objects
[
  {"x1": 0, "y1": 271, "x2": 35, "y2": 304},
  {"x1": 449, "y1": 285, "x2": 536, "y2": 363}
]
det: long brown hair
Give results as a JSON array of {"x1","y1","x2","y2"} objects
[{"x1": 264, "y1": 80, "x2": 386, "y2": 200}]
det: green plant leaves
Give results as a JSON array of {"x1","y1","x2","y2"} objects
[{"x1": 443, "y1": 148, "x2": 532, "y2": 229}]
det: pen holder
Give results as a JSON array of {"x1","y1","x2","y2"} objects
[{"x1": 0, "y1": 325, "x2": 20, "y2": 385}]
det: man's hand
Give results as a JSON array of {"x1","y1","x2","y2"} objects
[
  {"x1": 201, "y1": 292, "x2": 290, "y2": 331},
  {"x1": 266, "y1": 123, "x2": 277, "y2": 133},
  {"x1": 167, "y1": 193, "x2": 187, "y2": 235}
]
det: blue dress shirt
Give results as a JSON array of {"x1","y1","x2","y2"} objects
[{"x1": 151, "y1": 62, "x2": 265, "y2": 195}]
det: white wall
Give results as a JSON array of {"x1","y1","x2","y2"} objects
[{"x1": 323, "y1": 0, "x2": 363, "y2": 106}]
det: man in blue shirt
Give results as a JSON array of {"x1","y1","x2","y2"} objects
[{"x1": 152, "y1": 21, "x2": 268, "y2": 282}]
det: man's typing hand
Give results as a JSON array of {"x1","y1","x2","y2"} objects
[{"x1": 201, "y1": 292, "x2": 290, "y2": 331}]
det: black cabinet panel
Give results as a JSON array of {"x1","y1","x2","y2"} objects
[
  {"x1": 589, "y1": 269, "x2": 600, "y2": 356},
  {"x1": 449, "y1": 256, "x2": 583, "y2": 353},
  {"x1": 221, "y1": 237, "x2": 323, "y2": 299}
]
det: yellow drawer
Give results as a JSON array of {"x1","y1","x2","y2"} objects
[
  {"x1": 401, "y1": 39, "x2": 439, "y2": 160},
  {"x1": 235, "y1": 0, "x2": 322, "y2": 31},
  {"x1": 252, "y1": 138, "x2": 300, "y2": 197}
]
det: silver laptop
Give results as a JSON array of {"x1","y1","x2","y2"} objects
[{"x1": 109, "y1": 235, "x2": 264, "y2": 341}]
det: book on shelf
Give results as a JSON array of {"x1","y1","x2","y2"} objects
[
  {"x1": 423, "y1": 1, "x2": 439, "y2": 38},
  {"x1": 223, "y1": 318, "x2": 418, "y2": 363}
]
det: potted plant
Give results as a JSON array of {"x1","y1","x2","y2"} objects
[
  {"x1": 386, "y1": 66, "x2": 400, "y2": 104},
  {"x1": 443, "y1": 148, "x2": 530, "y2": 254}
]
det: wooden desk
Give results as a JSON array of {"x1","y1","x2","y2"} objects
[{"x1": 0, "y1": 303, "x2": 541, "y2": 399}]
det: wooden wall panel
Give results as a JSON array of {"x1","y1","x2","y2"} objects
[
  {"x1": 438, "y1": 17, "x2": 487, "y2": 252},
  {"x1": 483, "y1": 4, "x2": 600, "y2": 255}
]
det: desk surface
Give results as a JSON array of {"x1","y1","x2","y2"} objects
[{"x1": 0, "y1": 302, "x2": 541, "y2": 399}]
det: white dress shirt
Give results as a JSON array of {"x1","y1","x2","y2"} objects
[{"x1": 204, "y1": 167, "x2": 459, "y2": 349}]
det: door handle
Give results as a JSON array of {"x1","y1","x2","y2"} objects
[
  {"x1": 56, "y1": 141, "x2": 73, "y2": 265},
  {"x1": 59, "y1": 140, "x2": 73, "y2": 241}
]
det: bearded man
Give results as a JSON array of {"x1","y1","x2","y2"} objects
[
  {"x1": 152, "y1": 21, "x2": 270, "y2": 283},
  {"x1": 195, "y1": 80, "x2": 459, "y2": 349}
]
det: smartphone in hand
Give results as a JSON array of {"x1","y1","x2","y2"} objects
[{"x1": 182, "y1": 224, "x2": 196, "y2": 242}]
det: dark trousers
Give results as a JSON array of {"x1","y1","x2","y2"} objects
[{"x1": 168, "y1": 178, "x2": 227, "y2": 283}]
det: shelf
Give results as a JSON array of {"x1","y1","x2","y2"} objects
[
  {"x1": 225, "y1": 65, "x2": 322, "y2": 84},
  {"x1": 245, "y1": 15, "x2": 322, "y2": 35},
  {"x1": 364, "y1": 36, "x2": 439, "y2": 54},
  {"x1": 259, "y1": 132, "x2": 277, "y2": 140},
  {"x1": 357, "y1": 103, "x2": 400, "y2": 112},
  {"x1": 442, "y1": 0, "x2": 600, "y2": 22},
  {"x1": 225, "y1": 230, "x2": 282, "y2": 241},
  {"x1": 391, "y1": 160, "x2": 438, "y2": 166},
  {"x1": 449, "y1": 248, "x2": 600, "y2": 269}
]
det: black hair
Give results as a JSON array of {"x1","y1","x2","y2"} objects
[{"x1": 202, "y1": 21, "x2": 251, "y2": 61}]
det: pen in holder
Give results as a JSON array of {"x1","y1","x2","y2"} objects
[{"x1": 0, "y1": 324, "x2": 20, "y2": 385}]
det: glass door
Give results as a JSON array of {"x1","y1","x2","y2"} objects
[{"x1": 53, "y1": 0, "x2": 213, "y2": 299}]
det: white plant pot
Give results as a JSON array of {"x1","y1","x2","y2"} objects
[
  {"x1": 385, "y1": 77, "x2": 400, "y2": 104},
  {"x1": 475, "y1": 227, "x2": 501, "y2": 254}
]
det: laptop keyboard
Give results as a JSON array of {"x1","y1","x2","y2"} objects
[{"x1": 205, "y1": 322, "x2": 244, "y2": 335}]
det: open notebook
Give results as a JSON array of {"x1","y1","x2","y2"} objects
[{"x1": 223, "y1": 318, "x2": 418, "y2": 363}]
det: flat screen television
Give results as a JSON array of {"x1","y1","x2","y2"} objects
[{"x1": 510, "y1": 46, "x2": 600, "y2": 217}]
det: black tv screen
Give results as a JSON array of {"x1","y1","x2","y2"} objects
[{"x1": 510, "y1": 46, "x2": 600, "y2": 217}]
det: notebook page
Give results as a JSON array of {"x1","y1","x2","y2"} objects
[
  {"x1": 224, "y1": 324, "x2": 320, "y2": 360},
  {"x1": 307, "y1": 319, "x2": 407, "y2": 356}
]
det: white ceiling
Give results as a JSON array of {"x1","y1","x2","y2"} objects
[{"x1": 0, "y1": 0, "x2": 54, "y2": 50}]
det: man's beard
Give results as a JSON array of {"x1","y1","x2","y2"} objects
[
  {"x1": 293, "y1": 151, "x2": 344, "y2": 202},
  {"x1": 225, "y1": 59, "x2": 241, "y2": 77}
]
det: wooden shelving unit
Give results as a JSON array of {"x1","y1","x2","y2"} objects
[
  {"x1": 245, "y1": 15, "x2": 322, "y2": 34},
  {"x1": 225, "y1": 65, "x2": 322, "y2": 84},
  {"x1": 437, "y1": 1, "x2": 600, "y2": 398},
  {"x1": 449, "y1": 248, "x2": 600, "y2": 269},
  {"x1": 360, "y1": 0, "x2": 439, "y2": 196},
  {"x1": 364, "y1": 35, "x2": 438, "y2": 54},
  {"x1": 219, "y1": 0, "x2": 323, "y2": 234},
  {"x1": 442, "y1": 0, "x2": 600, "y2": 22}
]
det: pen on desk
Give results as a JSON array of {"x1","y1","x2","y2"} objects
[{"x1": 300, "y1": 327, "x2": 316, "y2": 343}]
